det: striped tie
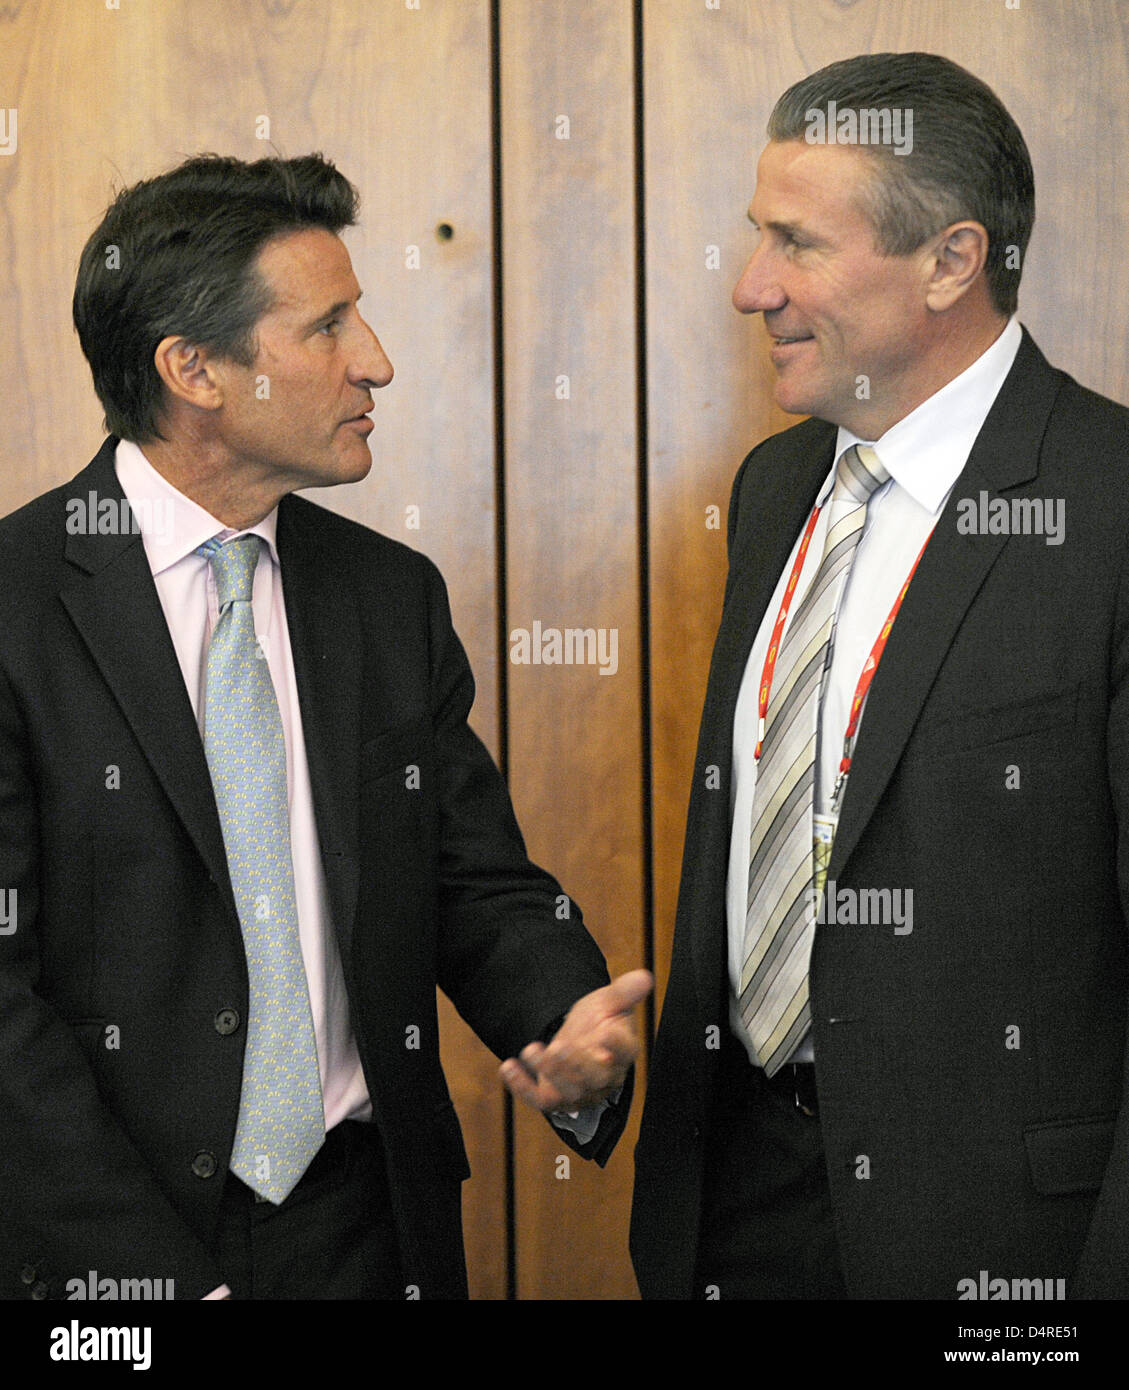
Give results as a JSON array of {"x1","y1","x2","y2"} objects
[
  {"x1": 738, "y1": 444, "x2": 889, "y2": 1076},
  {"x1": 197, "y1": 535, "x2": 325, "y2": 1203}
]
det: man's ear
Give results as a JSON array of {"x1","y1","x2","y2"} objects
[
  {"x1": 924, "y1": 220, "x2": 990, "y2": 312},
  {"x1": 152, "y1": 336, "x2": 226, "y2": 414}
]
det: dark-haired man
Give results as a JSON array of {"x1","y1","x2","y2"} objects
[
  {"x1": 632, "y1": 52, "x2": 1129, "y2": 1299},
  {"x1": 0, "y1": 152, "x2": 649, "y2": 1301}
]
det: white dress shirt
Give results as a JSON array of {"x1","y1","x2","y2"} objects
[{"x1": 726, "y1": 316, "x2": 1023, "y2": 1065}]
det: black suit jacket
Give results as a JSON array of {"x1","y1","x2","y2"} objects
[
  {"x1": 632, "y1": 328, "x2": 1129, "y2": 1299},
  {"x1": 0, "y1": 437, "x2": 628, "y2": 1300}
]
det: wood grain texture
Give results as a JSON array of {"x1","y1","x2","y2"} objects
[
  {"x1": 499, "y1": 0, "x2": 645, "y2": 1300},
  {"x1": 643, "y1": 0, "x2": 1129, "y2": 1028}
]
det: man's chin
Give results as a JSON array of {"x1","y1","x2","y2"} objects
[
  {"x1": 343, "y1": 449, "x2": 374, "y2": 484},
  {"x1": 300, "y1": 449, "x2": 374, "y2": 490},
  {"x1": 772, "y1": 381, "x2": 819, "y2": 418}
]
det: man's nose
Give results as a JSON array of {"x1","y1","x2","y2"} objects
[
  {"x1": 355, "y1": 321, "x2": 394, "y2": 388},
  {"x1": 732, "y1": 249, "x2": 786, "y2": 315}
]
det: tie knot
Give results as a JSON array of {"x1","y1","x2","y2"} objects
[
  {"x1": 196, "y1": 535, "x2": 262, "y2": 608},
  {"x1": 835, "y1": 443, "x2": 890, "y2": 505}
]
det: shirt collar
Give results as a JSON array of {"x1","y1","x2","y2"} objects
[
  {"x1": 822, "y1": 314, "x2": 1023, "y2": 514},
  {"x1": 113, "y1": 438, "x2": 281, "y2": 576}
]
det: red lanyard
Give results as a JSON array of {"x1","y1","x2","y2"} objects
[
  {"x1": 830, "y1": 530, "x2": 931, "y2": 804},
  {"x1": 754, "y1": 503, "x2": 932, "y2": 791},
  {"x1": 754, "y1": 505, "x2": 822, "y2": 759}
]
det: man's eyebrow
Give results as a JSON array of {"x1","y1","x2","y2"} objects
[{"x1": 747, "y1": 213, "x2": 809, "y2": 238}]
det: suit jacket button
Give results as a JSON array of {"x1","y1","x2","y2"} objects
[
  {"x1": 214, "y1": 1008, "x2": 240, "y2": 1035},
  {"x1": 31, "y1": 1281, "x2": 49, "y2": 1300},
  {"x1": 19, "y1": 1265, "x2": 36, "y2": 1285},
  {"x1": 191, "y1": 1151, "x2": 217, "y2": 1179}
]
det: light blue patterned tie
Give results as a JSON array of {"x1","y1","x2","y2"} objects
[{"x1": 197, "y1": 535, "x2": 325, "y2": 1203}]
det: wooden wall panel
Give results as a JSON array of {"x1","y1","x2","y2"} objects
[
  {"x1": 0, "y1": 0, "x2": 505, "y2": 1301},
  {"x1": 643, "y1": 0, "x2": 1129, "y2": 1021},
  {"x1": 499, "y1": 0, "x2": 644, "y2": 1299}
]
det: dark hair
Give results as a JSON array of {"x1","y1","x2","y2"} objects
[
  {"x1": 767, "y1": 53, "x2": 1034, "y2": 316},
  {"x1": 73, "y1": 152, "x2": 359, "y2": 442}
]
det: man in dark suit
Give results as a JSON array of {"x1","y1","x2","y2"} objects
[
  {"x1": 631, "y1": 52, "x2": 1129, "y2": 1299},
  {"x1": 0, "y1": 152, "x2": 649, "y2": 1300}
]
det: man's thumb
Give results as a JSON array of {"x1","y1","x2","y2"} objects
[{"x1": 604, "y1": 968, "x2": 653, "y2": 1014}]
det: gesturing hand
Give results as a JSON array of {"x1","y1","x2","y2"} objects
[{"x1": 499, "y1": 969, "x2": 653, "y2": 1113}]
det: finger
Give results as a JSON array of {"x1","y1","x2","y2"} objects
[
  {"x1": 500, "y1": 1058, "x2": 541, "y2": 1107},
  {"x1": 599, "y1": 969, "x2": 654, "y2": 1017},
  {"x1": 499, "y1": 1059, "x2": 564, "y2": 1113}
]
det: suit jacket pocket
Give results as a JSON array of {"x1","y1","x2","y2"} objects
[
  {"x1": 1024, "y1": 1114, "x2": 1115, "y2": 1195},
  {"x1": 920, "y1": 685, "x2": 1078, "y2": 759},
  {"x1": 360, "y1": 718, "x2": 430, "y2": 784}
]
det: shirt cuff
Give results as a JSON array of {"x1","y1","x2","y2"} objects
[{"x1": 549, "y1": 1086, "x2": 623, "y2": 1145}]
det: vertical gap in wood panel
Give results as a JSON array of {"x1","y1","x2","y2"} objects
[
  {"x1": 633, "y1": 0, "x2": 656, "y2": 1057},
  {"x1": 489, "y1": 0, "x2": 518, "y2": 1304}
]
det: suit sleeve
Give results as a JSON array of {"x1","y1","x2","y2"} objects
[
  {"x1": 417, "y1": 553, "x2": 631, "y2": 1165},
  {"x1": 0, "y1": 660, "x2": 225, "y2": 1300}
]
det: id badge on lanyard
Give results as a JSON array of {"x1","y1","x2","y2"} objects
[{"x1": 813, "y1": 810, "x2": 837, "y2": 907}]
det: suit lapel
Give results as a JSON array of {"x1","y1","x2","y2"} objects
[
  {"x1": 59, "y1": 440, "x2": 238, "y2": 921},
  {"x1": 689, "y1": 419, "x2": 837, "y2": 1003},
  {"x1": 275, "y1": 497, "x2": 362, "y2": 962},
  {"x1": 828, "y1": 328, "x2": 1065, "y2": 881}
]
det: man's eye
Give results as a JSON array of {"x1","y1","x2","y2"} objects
[{"x1": 320, "y1": 318, "x2": 342, "y2": 336}]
